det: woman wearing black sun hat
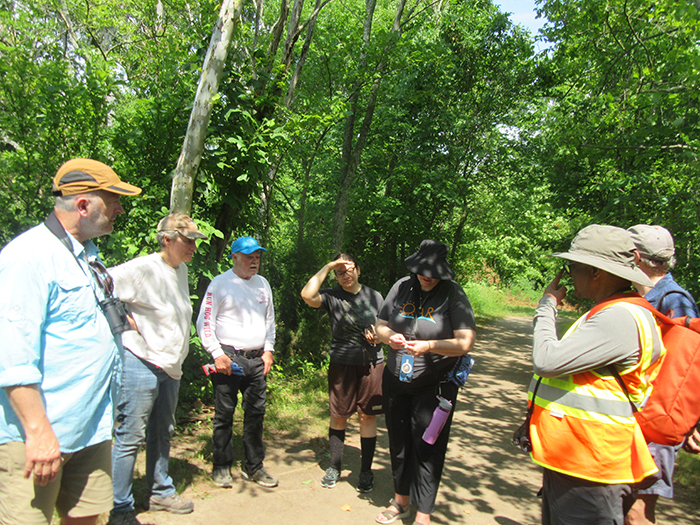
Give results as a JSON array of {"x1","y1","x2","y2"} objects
[{"x1": 374, "y1": 240, "x2": 476, "y2": 525}]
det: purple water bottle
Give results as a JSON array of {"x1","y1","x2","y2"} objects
[{"x1": 422, "y1": 396, "x2": 453, "y2": 445}]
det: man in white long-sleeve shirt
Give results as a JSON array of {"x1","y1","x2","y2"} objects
[{"x1": 196, "y1": 236, "x2": 277, "y2": 489}]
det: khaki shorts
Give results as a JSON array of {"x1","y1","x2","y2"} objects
[
  {"x1": 0, "y1": 440, "x2": 113, "y2": 525},
  {"x1": 328, "y1": 362, "x2": 384, "y2": 419}
]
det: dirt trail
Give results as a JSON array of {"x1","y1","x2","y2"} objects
[{"x1": 133, "y1": 317, "x2": 699, "y2": 525}]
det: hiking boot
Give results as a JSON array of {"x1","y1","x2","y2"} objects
[
  {"x1": 357, "y1": 470, "x2": 374, "y2": 493},
  {"x1": 212, "y1": 467, "x2": 234, "y2": 488},
  {"x1": 148, "y1": 493, "x2": 194, "y2": 514},
  {"x1": 320, "y1": 467, "x2": 340, "y2": 488},
  {"x1": 107, "y1": 510, "x2": 141, "y2": 525},
  {"x1": 242, "y1": 466, "x2": 279, "y2": 488}
]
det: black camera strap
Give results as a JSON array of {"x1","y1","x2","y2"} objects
[
  {"x1": 528, "y1": 376, "x2": 543, "y2": 416},
  {"x1": 45, "y1": 211, "x2": 112, "y2": 295},
  {"x1": 45, "y1": 212, "x2": 99, "y2": 285},
  {"x1": 45, "y1": 211, "x2": 74, "y2": 253}
]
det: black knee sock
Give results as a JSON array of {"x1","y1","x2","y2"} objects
[
  {"x1": 329, "y1": 428, "x2": 345, "y2": 471},
  {"x1": 360, "y1": 436, "x2": 376, "y2": 472}
]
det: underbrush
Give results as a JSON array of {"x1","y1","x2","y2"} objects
[
  {"x1": 676, "y1": 450, "x2": 700, "y2": 503},
  {"x1": 265, "y1": 356, "x2": 329, "y2": 439},
  {"x1": 464, "y1": 280, "x2": 539, "y2": 319}
]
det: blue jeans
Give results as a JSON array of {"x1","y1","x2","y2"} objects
[{"x1": 112, "y1": 350, "x2": 180, "y2": 513}]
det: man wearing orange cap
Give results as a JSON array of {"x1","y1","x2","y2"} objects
[{"x1": 0, "y1": 159, "x2": 141, "y2": 525}]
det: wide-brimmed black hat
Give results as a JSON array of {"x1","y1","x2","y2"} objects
[{"x1": 404, "y1": 239, "x2": 455, "y2": 280}]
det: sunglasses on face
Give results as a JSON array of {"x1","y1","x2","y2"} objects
[{"x1": 177, "y1": 232, "x2": 197, "y2": 247}]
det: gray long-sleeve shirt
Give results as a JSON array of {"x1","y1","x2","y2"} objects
[{"x1": 532, "y1": 295, "x2": 661, "y2": 378}]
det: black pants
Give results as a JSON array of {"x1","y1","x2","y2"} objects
[
  {"x1": 383, "y1": 368, "x2": 458, "y2": 515},
  {"x1": 211, "y1": 347, "x2": 267, "y2": 475}
]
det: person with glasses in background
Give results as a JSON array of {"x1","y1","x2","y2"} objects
[
  {"x1": 106, "y1": 214, "x2": 208, "y2": 525},
  {"x1": 374, "y1": 240, "x2": 476, "y2": 525},
  {"x1": 0, "y1": 159, "x2": 141, "y2": 525},
  {"x1": 301, "y1": 254, "x2": 385, "y2": 492}
]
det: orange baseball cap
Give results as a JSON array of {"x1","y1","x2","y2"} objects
[{"x1": 52, "y1": 159, "x2": 142, "y2": 196}]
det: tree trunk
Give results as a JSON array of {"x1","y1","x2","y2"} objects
[
  {"x1": 170, "y1": 0, "x2": 244, "y2": 215},
  {"x1": 330, "y1": 0, "x2": 406, "y2": 253}
]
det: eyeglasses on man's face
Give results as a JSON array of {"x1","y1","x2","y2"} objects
[
  {"x1": 334, "y1": 266, "x2": 356, "y2": 278},
  {"x1": 177, "y1": 232, "x2": 197, "y2": 247},
  {"x1": 563, "y1": 262, "x2": 588, "y2": 277}
]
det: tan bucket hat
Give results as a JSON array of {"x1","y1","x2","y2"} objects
[{"x1": 551, "y1": 224, "x2": 653, "y2": 286}]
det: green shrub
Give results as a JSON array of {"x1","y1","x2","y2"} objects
[{"x1": 676, "y1": 451, "x2": 700, "y2": 503}]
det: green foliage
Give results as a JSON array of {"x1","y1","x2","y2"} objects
[
  {"x1": 2, "y1": 0, "x2": 700, "y2": 371},
  {"x1": 676, "y1": 451, "x2": 700, "y2": 504},
  {"x1": 535, "y1": 0, "x2": 700, "y2": 296},
  {"x1": 264, "y1": 360, "x2": 329, "y2": 438}
]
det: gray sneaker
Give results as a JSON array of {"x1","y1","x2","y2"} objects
[
  {"x1": 320, "y1": 467, "x2": 340, "y2": 488},
  {"x1": 148, "y1": 493, "x2": 194, "y2": 514},
  {"x1": 212, "y1": 467, "x2": 234, "y2": 488},
  {"x1": 242, "y1": 466, "x2": 279, "y2": 488},
  {"x1": 107, "y1": 511, "x2": 141, "y2": 525}
]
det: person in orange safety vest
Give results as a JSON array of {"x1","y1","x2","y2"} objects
[{"x1": 528, "y1": 224, "x2": 665, "y2": 524}]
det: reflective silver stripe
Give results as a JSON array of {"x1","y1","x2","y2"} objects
[{"x1": 536, "y1": 382, "x2": 635, "y2": 418}]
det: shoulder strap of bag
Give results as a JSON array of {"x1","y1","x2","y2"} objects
[
  {"x1": 44, "y1": 211, "x2": 74, "y2": 253},
  {"x1": 587, "y1": 291, "x2": 677, "y2": 326},
  {"x1": 658, "y1": 289, "x2": 698, "y2": 318},
  {"x1": 528, "y1": 376, "x2": 543, "y2": 414}
]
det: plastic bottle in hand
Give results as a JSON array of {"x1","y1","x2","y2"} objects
[
  {"x1": 422, "y1": 396, "x2": 453, "y2": 444},
  {"x1": 202, "y1": 362, "x2": 244, "y2": 376}
]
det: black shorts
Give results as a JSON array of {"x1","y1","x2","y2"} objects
[{"x1": 328, "y1": 362, "x2": 384, "y2": 418}]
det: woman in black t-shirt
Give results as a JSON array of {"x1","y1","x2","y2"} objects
[
  {"x1": 301, "y1": 254, "x2": 384, "y2": 493},
  {"x1": 374, "y1": 240, "x2": 476, "y2": 525}
]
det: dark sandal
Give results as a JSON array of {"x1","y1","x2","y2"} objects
[{"x1": 375, "y1": 498, "x2": 410, "y2": 524}]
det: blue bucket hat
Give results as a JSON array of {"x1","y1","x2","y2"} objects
[{"x1": 230, "y1": 236, "x2": 267, "y2": 255}]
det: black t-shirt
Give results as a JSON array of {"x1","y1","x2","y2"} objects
[
  {"x1": 320, "y1": 285, "x2": 384, "y2": 366},
  {"x1": 378, "y1": 275, "x2": 476, "y2": 383}
]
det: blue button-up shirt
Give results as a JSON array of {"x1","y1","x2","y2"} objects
[
  {"x1": 0, "y1": 222, "x2": 119, "y2": 452},
  {"x1": 645, "y1": 272, "x2": 699, "y2": 319}
]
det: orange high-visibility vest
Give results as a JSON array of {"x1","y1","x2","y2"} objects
[{"x1": 528, "y1": 302, "x2": 665, "y2": 484}]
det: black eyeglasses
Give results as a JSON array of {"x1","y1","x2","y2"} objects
[{"x1": 334, "y1": 266, "x2": 356, "y2": 278}]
